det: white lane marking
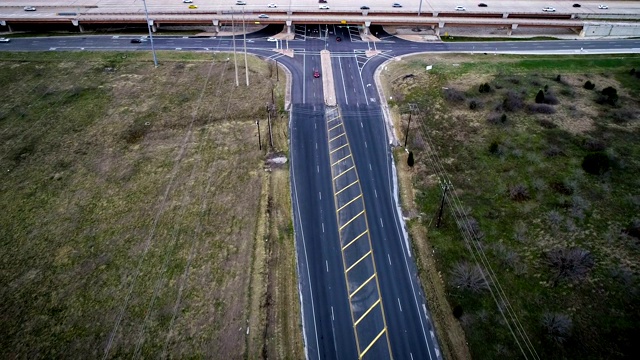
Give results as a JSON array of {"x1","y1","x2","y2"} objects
[
  {"x1": 331, "y1": 306, "x2": 335, "y2": 321},
  {"x1": 303, "y1": 52, "x2": 306, "y2": 103},
  {"x1": 326, "y1": 260, "x2": 329, "y2": 272},
  {"x1": 360, "y1": 121, "x2": 363, "y2": 128},
  {"x1": 338, "y1": 56, "x2": 349, "y2": 105},
  {"x1": 319, "y1": 192, "x2": 322, "y2": 200},
  {"x1": 369, "y1": 164, "x2": 372, "y2": 170},
  {"x1": 316, "y1": 142, "x2": 318, "y2": 149},
  {"x1": 375, "y1": 189, "x2": 377, "y2": 198},
  {"x1": 322, "y1": 223, "x2": 325, "y2": 233},
  {"x1": 410, "y1": 353, "x2": 414, "y2": 360},
  {"x1": 388, "y1": 254, "x2": 392, "y2": 265},
  {"x1": 317, "y1": 165, "x2": 319, "y2": 173},
  {"x1": 398, "y1": 298, "x2": 403, "y2": 312},
  {"x1": 365, "y1": 141, "x2": 367, "y2": 148},
  {"x1": 380, "y1": 217, "x2": 384, "y2": 228}
]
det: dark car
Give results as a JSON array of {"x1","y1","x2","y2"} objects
[
  {"x1": 478, "y1": 3, "x2": 488, "y2": 7},
  {"x1": 131, "y1": 39, "x2": 142, "y2": 43},
  {"x1": 573, "y1": 3, "x2": 581, "y2": 7},
  {"x1": 360, "y1": 6, "x2": 370, "y2": 10},
  {"x1": 336, "y1": 36, "x2": 342, "y2": 42},
  {"x1": 319, "y1": 0, "x2": 327, "y2": 3}
]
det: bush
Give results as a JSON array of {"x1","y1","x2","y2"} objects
[
  {"x1": 528, "y1": 104, "x2": 556, "y2": 114},
  {"x1": 582, "y1": 152, "x2": 610, "y2": 175},
  {"x1": 537, "y1": 119, "x2": 557, "y2": 128},
  {"x1": 487, "y1": 113, "x2": 507, "y2": 125},
  {"x1": 509, "y1": 184, "x2": 530, "y2": 201},
  {"x1": 555, "y1": 74, "x2": 562, "y2": 82},
  {"x1": 544, "y1": 84, "x2": 549, "y2": 92},
  {"x1": 602, "y1": 86, "x2": 617, "y2": 97},
  {"x1": 469, "y1": 99, "x2": 483, "y2": 110},
  {"x1": 544, "y1": 247, "x2": 594, "y2": 285},
  {"x1": 450, "y1": 262, "x2": 490, "y2": 293},
  {"x1": 482, "y1": 83, "x2": 491, "y2": 93},
  {"x1": 609, "y1": 108, "x2": 637, "y2": 124},
  {"x1": 583, "y1": 138, "x2": 606, "y2": 152},
  {"x1": 489, "y1": 140, "x2": 501, "y2": 154},
  {"x1": 543, "y1": 93, "x2": 559, "y2": 105},
  {"x1": 444, "y1": 88, "x2": 465, "y2": 103},
  {"x1": 583, "y1": 80, "x2": 596, "y2": 90},
  {"x1": 542, "y1": 313, "x2": 572, "y2": 345},
  {"x1": 453, "y1": 304, "x2": 463, "y2": 318},
  {"x1": 535, "y1": 89, "x2": 545, "y2": 104},
  {"x1": 407, "y1": 151, "x2": 415, "y2": 167},
  {"x1": 500, "y1": 91, "x2": 524, "y2": 112},
  {"x1": 631, "y1": 68, "x2": 636, "y2": 75}
]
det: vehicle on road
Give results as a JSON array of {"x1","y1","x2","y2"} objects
[
  {"x1": 478, "y1": 3, "x2": 488, "y2": 7},
  {"x1": 598, "y1": 4, "x2": 608, "y2": 9},
  {"x1": 0, "y1": 38, "x2": 11, "y2": 43},
  {"x1": 393, "y1": 3, "x2": 402, "y2": 8},
  {"x1": 455, "y1": 6, "x2": 466, "y2": 11},
  {"x1": 573, "y1": 3, "x2": 581, "y2": 7},
  {"x1": 188, "y1": 4, "x2": 198, "y2": 8},
  {"x1": 131, "y1": 39, "x2": 142, "y2": 43},
  {"x1": 258, "y1": 14, "x2": 269, "y2": 18},
  {"x1": 336, "y1": 36, "x2": 342, "y2": 42},
  {"x1": 542, "y1": 6, "x2": 556, "y2": 12},
  {"x1": 24, "y1": 6, "x2": 36, "y2": 11},
  {"x1": 319, "y1": 5, "x2": 330, "y2": 9},
  {"x1": 183, "y1": 0, "x2": 193, "y2": 3},
  {"x1": 236, "y1": 1, "x2": 247, "y2": 5},
  {"x1": 267, "y1": 3, "x2": 277, "y2": 7},
  {"x1": 319, "y1": 0, "x2": 327, "y2": 2},
  {"x1": 313, "y1": 69, "x2": 320, "y2": 78},
  {"x1": 267, "y1": 37, "x2": 277, "y2": 42},
  {"x1": 360, "y1": 6, "x2": 370, "y2": 10}
]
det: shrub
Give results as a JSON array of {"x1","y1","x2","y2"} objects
[
  {"x1": 487, "y1": 113, "x2": 507, "y2": 125},
  {"x1": 469, "y1": 99, "x2": 482, "y2": 110},
  {"x1": 542, "y1": 313, "x2": 572, "y2": 345},
  {"x1": 450, "y1": 262, "x2": 490, "y2": 293},
  {"x1": 407, "y1": 151, "x2": 415, "y2": 167},
  {"x1": 543, "y1": 93, "x2": 559, "y2": 105},
  {"x1": 545, "y1": 145, "x2": 564, "y2": 157},
  {"x1": 509, "y1": 184, "x2": 530, "y2": 201},
  {"x1": 602, "y1": 86, "x2": 617, "y2": 97},
  {"x1": 482, "y1": 83, "x2": 491, "y2": 93},
  {"x1": 583, "y1": 138, "x2": 606, "y2": 152},
  {"x1": 583, "y1": 80, "x2": 596, "y2": 90},
  {"x1": 609, "y1": 108, "x2": 637, "y2": 124},
  {"x1": 453, "y1": 304, "x2": 463, "y2": 318},
  {"x1": 500, "y1": 91, "x2": 524, "y2": 112},
  {"x1": 555, "y1": 74, "x2": 562, "y2": 82},
  {"x1": 535, "y1": 89, "x2": 545, "y2": 104},
  {"x1": 489, "y1": 140, "x2": 501, "y2": 154},
  {"x1": 479, "y1": 83, "x2": 485, "y2": 93},
  {"x1": 537, "y1": 119, "x2": 557, "y2": 128},
  {"x1": 544, "y1": 84, "x2": 549, "y2": 92},
  {"x1": 631, "y1": 68, "x2": 636, "y2": 75},
  {"x1": 500, "y1": 113, "x2": 507, "y2": 123},
  {"x1": 444, "y1": 88, "x2": 465, "y2": 103},
  {"x1": 582, "y1": 152, "x2": 610, "y2": 175},
  {"x1": 528, "y1": 104, "x2": 556, "y2": 114},
  {"x1": 544, "y1": 247, "x2": 594, "y2": 285}
]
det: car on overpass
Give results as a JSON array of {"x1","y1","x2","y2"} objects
[
  {"x1": 319, "y1": 5, "x2": 330, "y2": 10},
  {"x1": 268, "y1": 3, "x2": 277, "y2": 8},
  {"x1": 236, "y1": 1, "x2": 247, "y2": 5},
  {"x1": 393, "y1": 3, "x2": 403, "y2": 8},
  {"x1": 188, "y1": 4, "x2": 198, "y2": 9},
  {"x1": 455, "y1": 6, "x2": 466, "y2": 11},
  {"x1": 183, "y1": 0, "x2": 193, "y2": 3},
  {"x1": 542, "y1": 6, "x2": 556, "y2": 12},
  {"x1": 598, "y1": 4, "x2": 608, "y2": 9},
  {"x1": 24, "y1": 6, "x2": 36, "y2": 11},
  {"x1": 258, "y1": 14, "x2": 269, "y2": 19},
  {"x1": 360, "y1": 6, "x2": 370, "y2": 10}
]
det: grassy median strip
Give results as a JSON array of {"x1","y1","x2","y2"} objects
[
  {"x1": 383, "y1": 54, "x2": 640, "y2": 359},
  {"x1": 0, "y1": 51, "x2": 302, "y2": 358}
]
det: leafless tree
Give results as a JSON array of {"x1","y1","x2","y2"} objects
[
  {"x1": 541, "y1": 312, "x2": 572, "y2": 345},
  {"x1": 450, "y1": 262, "x2": 490, "y2": 293},
  {"x1": 544, "y1": 247, "x2": 594, "y2": 286}
]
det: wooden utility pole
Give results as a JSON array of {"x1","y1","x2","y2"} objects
[
  {"x1": 436, "y1": 181, "x2": 449, "y2": 228},
  {"x1": 256, "y1": 120, "x2": 261, "y2": 150},
  {"x1": 232, "y1": 12, "x2": 239, "y2": 86},
  {"x1": 404, "y1": 112, "x2": 412, "y2": 148},
  {"x1": 266, "y1": 105, "x2": 273, "y2": 148}
]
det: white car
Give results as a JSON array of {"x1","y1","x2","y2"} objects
[
  {"x1": 258, "y1": 14, "x2": 269, "y2": 18},
  {"x1": 0, "y1": 38, "x2": 11, "y2": 43},
  {"x1": 319, "y1": 5, "x2": 330, "y2": 9},
  {"x1": 183, "y1": 0, "x2": 193, "y2": 3},
  {"x1": 455, "y1": 6, "x2": 466, "y2": 11},
  {"x1": 24, "y1": 6, "x2": 36, "y2": 11},
  {"x1": 267, "y1": 37, "x2": 277, "y2": 42},
  {"x1": 267, "y1": 3, "x2": 277, "y2": 7},
  {"x1": 598, "y1": 5, "x2": 608, "y2": 9},
  {"x1": 542, "y1": 7, "x2": 556, "y2": 12},
  {"x1": 236, "y1": 1, "x2": 247, "y2": 5}
]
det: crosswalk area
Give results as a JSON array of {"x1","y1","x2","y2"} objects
[{"x1": 325, "y1": 107, "x2": 391, "y2": 359}]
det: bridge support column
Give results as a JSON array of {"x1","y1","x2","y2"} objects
[
  {"x1": 213, "y1": 19, "x2": 220, "y2": 33},
  {"x1": 579, "y1": 26, "x2": 586, "y2": 38},
  {"x1": 508, "y1": 23, "x2": 518, "y2": 36},
  {"x1": 71, "y1": 19, "x2": 84, "y2": 33},
  {"x1": 363, "y1": 21, "x2": 371, "y2": 35},
  {"x1": 432, "y1": 12, "x2": 439, "y2": 17},
  {"x1": 435, "y1": 21, "x2": 444, "y2": 36},
  {"x1": 286, "y1": 20, "x2": 292, "y2": 34},
  {"x1": 502, "y1": 13, "x2": 509, "y2": 18}
]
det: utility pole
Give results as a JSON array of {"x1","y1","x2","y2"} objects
[
  {"x1": 436, "y1": 180, "x2": 450, "y2": 228},
  {"x1": 142, "y1": 0, "x2": 158, "y2": 67},
  {"x1": 242, "y1": 8, "x2": 249, "y2": 86},
  {"x1": 256, "y1": 120, "x2": 262, "y2": 150},
  {"x1": 232, "y1": 11, "x2": 239, "y2": 86},
  {"x1": 418, "y1": 0, "x2": 424, "y2": 16},
  {"x1": 267, "y1": 105, "x2": 273, "y2": 148},
  {"x1": 404, "y1": 112, "x2": 412, "y2": 148},
  {"x1": 276, "y1": 59, "x2": 279, "y2": 81}
]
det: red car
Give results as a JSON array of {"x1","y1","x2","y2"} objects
[{"x1": 313, "y1": 69, "x2": 320, "y2": 78}]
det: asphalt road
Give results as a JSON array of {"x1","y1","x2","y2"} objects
[{"x1": 2, "y1": 28, "x2": 639, "y2": 359}]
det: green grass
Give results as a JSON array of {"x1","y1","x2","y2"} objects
[{"x1": 386, "y1": 54, "x2": 640, "y2": 359}]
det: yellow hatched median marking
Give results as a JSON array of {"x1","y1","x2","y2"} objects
[
  {"x1": 359, "y1": 328, "x2": 387, "y2": 359},
  {"x1": 328, "y1": 123, "x2": 342, "y2": 132},
  {"x1": 333, "y1": 166, "x2": 355, "y2": 181},
  {"x1": 337, "y1": 194, "x2": 362, "y2": 212},
  {"x1": 329, "y1": 132, "x2": 345, "y2": 142},
  {"x1": 346, "y1": 250, "x2": 372, "y2": 273},
  {"x1": 328, "y1": 116, "x2": 341, "y2": 123},
  {"x1": 349, "y1": 273, "x2": 376, "y2": 299},
  {"x1": 330, "y1": 143, "x2": 349, "y2": 154},
  {"x1": 332, "y1": 154, "x2": 352, "y2": 167},
  {"x1": 354, "y1": 299, "x2": 381, "y2": 327},
  {"x1": 339, "y1": 210, "x2": 365, "y2": 231},
  {"x1": 342, "y1": 229, "x2": 368, "y2": 251}
]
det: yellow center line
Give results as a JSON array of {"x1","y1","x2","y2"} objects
[
  {"x1": 342, "y1": 229, "x2": 368, "y2": 251},
  {"x1": 354, "y1": 299, "x2": 381, "y2": 327},
  {"x1": 345, "y1": 250, "x2": 372, "y2": 273},
  {"x1": 330, "y1": 143, "x2": 349, "y2": 154},
  {"x1": 331, "y1": 154, "x2": 352, "y2": 167},
  {"x1": 328, "y1": 123, "x2": 342, "y2": 132},
  {"x1": 337, "y1": 194, "x2": 362, "y2": 212},
  {"x1": 332, "y1": 166, "x2": 355, "y2": 182},
  {"x1": 329, "y1": 132, "x2": 345, "y2": 142},
  {"x1": 358, "y1": 327, "x2": 387, "y2": 359},
  {"x1": 349, "y1": 273, "x2": 376, "y2": 299},
  {"x1": 338, "y1": 210, "x2": 365, "y2": 231}
]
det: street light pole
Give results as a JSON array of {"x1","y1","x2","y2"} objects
[
  {"x1": 418, "y1": 0, "x2": 423, "y2": 16},
  {"x1": 142, "y1": 0, "x2": 158, "y2": 67},
  {"x1": 242, "y1": 8, "x2": 249, "y2": 86}
]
